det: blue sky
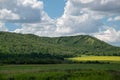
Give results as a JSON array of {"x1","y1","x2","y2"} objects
[
  {"x1": 5, "y1": 23, "x2": 21, "y2": 31},
  {"x1": 42, "y1": 0, "x2": 65, "y2": 18},
  {"x1": 0, "y1": 0, "x2": 120, "y2": 47}
]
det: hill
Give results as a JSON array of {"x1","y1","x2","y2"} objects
[
  {"x1": 0, "y1": 32, "x2": 120, "y2": 64},
  {"x1": 0, "y1": 31, "x2": 120, "y2": 56}
]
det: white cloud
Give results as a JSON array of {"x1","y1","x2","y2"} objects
[
  {"x1": 0, "y1": 0, "x2": 43, "y2": 23},
  {"x1": 55, "y1": 0, "x2": 103, "y2": 35},
  {"x1": 94, "y1": 27, "x2": 120, "y2": 43},
  {"x1": 0, "y1": 22, "x2": 8, "y2": 31},
  {"x1": 14, "y1": 11, "x2": 57, "y2": 37},
  {"x1": 0, "y1": 9, "x2": 20, "y2": 20},
  {"x1": 87, "y1": 0, "x2": 120, "y2": 14},
  {"x1": 56, "y1": 13, "x2": 102, "y2": 35},
  {"x1": 17, "y1": 0, "x2": 43, "y2": 9},
  {"x1": 107, "y1": 18, "x2": 113, "y2": 22},
  {"x1": 14, "y1": 23, "x2": 57, "y2": 37},
  {"x1": 107, "y1": 16, "x2": 120, "y2": 22},
  {"x1": 80, "y1": 0, "x2": 94, "y2": 4},
  {"x1": 114, "y1": 16, "x2": 120, "y2": 21}
]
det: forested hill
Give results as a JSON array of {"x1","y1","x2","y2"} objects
[{"x1": 0, "y1": 31, "x2": 120, "y2": 56}]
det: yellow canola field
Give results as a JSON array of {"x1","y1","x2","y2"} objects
[{"x1": 68, "y1": 56, "x2": 120, "y2": 62}]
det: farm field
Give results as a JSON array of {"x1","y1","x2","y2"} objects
[
  {"x1": 0, "y1": 64, "x2": 120, "y2": 80},
  {"x1": 67, "y1": 56, "x2": 120, "y2": 63}
]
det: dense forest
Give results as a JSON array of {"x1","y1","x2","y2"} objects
[
  {"x1": 0, "y1": 53, "x2": 65, "y2": 64},
  {"x1": 0, "y1": 32, "x2": 120, "y2": 64}
]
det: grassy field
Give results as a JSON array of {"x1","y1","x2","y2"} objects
[
  {"x1": 67, "y1": 56, "x2": 120, "y2": 63},
  {"x1": 0, "y1": 56, "x2": 120, "y2": 80},
  {"x1": 0, "y1": 64, "x2": 120, "y2": 80},
  {"x1": 0, "y1": 70, "x2": 118, "y2": 80}
]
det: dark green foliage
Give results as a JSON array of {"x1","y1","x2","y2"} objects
[
  {"x1": 0, "y1": 31, "x2": 120, "y2": 64},
  {"x1": 0, "y1": 53, "x2": 64, "y2": 64},
  {"x1": 8, "y1": 77, "x2": 15, "y2": 80}
]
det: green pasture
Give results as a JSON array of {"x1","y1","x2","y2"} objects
[{"x1": 0, "y1": 64, "x2": 120, "y2": 80}]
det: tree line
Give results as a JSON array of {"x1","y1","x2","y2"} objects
[{"x1": 0, "y1": 52, "x2": 66, "y2": 64}]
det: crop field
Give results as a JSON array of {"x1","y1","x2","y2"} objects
[
  {"x1": 0, "y1": 64, "x2": 120, "y2": 80},
  {"x1": 67, "y1": 56, "x2": 120, "y2": 63}
]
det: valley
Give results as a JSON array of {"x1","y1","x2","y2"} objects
[{"x1": 0, "y1": 32, "x2": 120, "y2": 80}]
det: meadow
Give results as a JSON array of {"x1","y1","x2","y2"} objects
[
  {"x1": 0, "y1": 56, "x2": 120, "y2": 80},
  {"x1": 0, "y1": 64, "x2": 120, "y2": 80}
]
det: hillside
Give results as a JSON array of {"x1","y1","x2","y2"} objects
[
  {"x1": 0, "y1": 32, "x2": 120, "y2": 64},
  {"x1": 0, "y1": 31, "x2": 120, "y2": 56}
]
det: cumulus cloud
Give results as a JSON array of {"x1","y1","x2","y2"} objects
[
  {"x1": 80, "y1": 0, "x2": 94, "y2": 4},
  {"x1": 0, "y1": 9, "x2": 20, "y2": 20},
  {"x1": 56, "y1": 13, "x2": 102, "y2": 35},
  {"x1": 85, "y1": 0, "x2": 120, "y2": 14},
  {"x1": 14, "y1": 11, "x2": 57, "y2": 36},
  {"x1": 94, "y1": 27, "x2": 120, "y2": 44},
  {"x1": 0, "y1": 0, "x2": 43, "y2": 23},
  {"x1": 114, "y1": 16, "x2": 120, "y2": 21},
  {"x1": 55, "y1": 0, "x2": 104, "y2": 35},
  {"x1": 14, "y1": 23, "x2": 57, "y2": 37},
  {"x1": 17, "y1": 0, "x2": 43, "y2": 9},
  {"x1": 108, "y1": 16, "x2": 120, "y2": 22}
]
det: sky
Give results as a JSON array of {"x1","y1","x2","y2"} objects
[{"x1": 0, "y1": 0, "x2": 120, "y2": 46}]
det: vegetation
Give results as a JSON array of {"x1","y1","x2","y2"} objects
[
  {"x1": 0, "y1": 32, "x2": 120, "y2": 79},
  {"x1": 67, "y1": 56, "x2": 120, "y2": 63},
  {"x1": 0, "y1": 31, "x2": 120, "y2": 56},
  {"x1": 0, "y1": 31, "x2": 120, "y2": 64},
  {"x1": 0, "y1": 64, "x2": 120, "y2": 80},
  {"x1": 0, "y1": 64, "x2": 120, "y2": 71},
  {"x1": 0, "y1": 53, "x2": 65, "y2": 64},
  {"x1": 0, "y1": 70, "x2": 118, "y2": 80}
]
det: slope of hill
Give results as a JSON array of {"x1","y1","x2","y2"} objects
[
  {"x1": 0, "y1": 31, "x2": 120, "y2": 57},
  {"x1": 0, "y1": 31, "x2": 120, "y2": 64}
]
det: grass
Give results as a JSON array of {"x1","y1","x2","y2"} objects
[
  {"x1": 0, "y1": 70, "x2": 117, "y2": 80},
  {"x1": 0, "y1": 64, "x2": 120, "y2": 80},
  {"x1": 0, "y1": 64, "x2": 120, "y2": 72},
  {"x1": 67, "y1": 56, "x2": 120, "y2": 63},
  {"x1": 0, "y1": 56, "x2": 120, "y2": 80}
]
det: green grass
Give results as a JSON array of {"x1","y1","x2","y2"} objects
[
  {"x1": 0, "y1": 70, "x2": 117, "y2": 80},
  {"x1": 67, "y1": 56, "x2": 120, "y2": 63},
  {"x1": 0, "y1": 64, "x2": 120, "y2": 80},
  {"x1": 0, "y1": 64, "x2": 120, "y2": 72}
]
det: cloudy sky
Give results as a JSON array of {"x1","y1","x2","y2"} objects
[{"x1": 0, "y1": 0, "x2": 120, "y2": 46}]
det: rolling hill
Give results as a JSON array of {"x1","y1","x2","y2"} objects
[
  {"x1": 0, "y1": 31, "x2": 120, "y2": 56},
  {"x1": 0, "y1": 31, "x2": 120, "y2": 64}
]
